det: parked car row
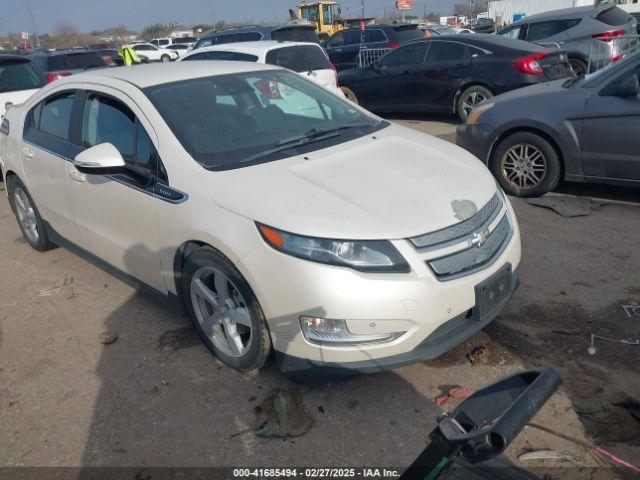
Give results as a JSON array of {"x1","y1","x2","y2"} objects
[{"x1": 337, "y1": 35, "x2": 572, "y2": 121}]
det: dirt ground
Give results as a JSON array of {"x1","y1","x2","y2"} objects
[{"x1": 1, "y1": 116, "x2": 639, "y2": 479}]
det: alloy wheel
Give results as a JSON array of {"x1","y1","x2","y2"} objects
[
  {"x1": 13, "y1": 187, "x2": 39, "y2": 244},
  {"x1": 190, "y1": 266, "x2": 253, "y2": 358},
  {"x1": 500, "y1": 143, "x2": 548, "y2": 190},
  {"x1": 462, "y1": 91, "x2": 487, "y2": 117}
]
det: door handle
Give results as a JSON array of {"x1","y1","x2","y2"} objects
[
  {"x1": 68, "y1": 167, "x2": 86, "y2": 183},
  {"x1": 22, "y1": 147, "x2": 34, "y2": 158}
]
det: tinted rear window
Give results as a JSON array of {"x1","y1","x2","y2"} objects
[
  {"x1": 0, "y1": 58, "x2": 45, "y2": 93},
  {"x1": 526, "y1": 19, "x2": 581, "y2": 42},
  {"x1": 48, "y1": 53, "x2": 105, "y2": 71},
  {"x1": 271, "y1": 27, "x2": 319, "y2": 43},
  {"x1": 209, "y1": 32, "x2": 262, "y2": 45},
  {"x1": 183, "y1": 51, "x2": 258, "y2": 62},
  {"x1": 597, "y1": 6, "x2": 632, "y2": 26},
  {"x1": 392, "y1": 26, "x2": 423, "y2": 43},
  {"x1": 265, "y1": 45, "x2": 330, "y2": 72}
]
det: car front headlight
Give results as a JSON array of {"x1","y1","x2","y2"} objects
[
  {"x1": 257, "y1": 224, "x2": 410, "y2": 273},
  {"x1": 467, "y1": 102, "x2": 494, "y2": 125}
]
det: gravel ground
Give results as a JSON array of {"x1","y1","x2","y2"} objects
[{"x1": 1, "y1": 116, "x2": 639, "y2": 479}]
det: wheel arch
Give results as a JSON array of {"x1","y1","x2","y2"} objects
[
  {"x1": 453, "y1": 81, "x2": 495, "y2": 114},
  {"x1": 488, "y1": 126, "x2": 566, "y2": 179}
]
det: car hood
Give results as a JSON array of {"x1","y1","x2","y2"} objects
[
  {"x1": 493, "y1": 78, "x2": 571, "y2": 103},
  {"x1": 200, "y1": 123, "x2": 497, "y2": 239}
]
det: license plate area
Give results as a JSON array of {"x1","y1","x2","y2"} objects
[{"x1": 475, "y1": 264, "x2": 512, "y2": 319}]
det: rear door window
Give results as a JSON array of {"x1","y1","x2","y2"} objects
[
  {"x1": 426, "y1": 41, "x2": 468, "y2": 63},
  {"x1": 381, "y1": 42, "x2": 427, "y2": 67},
  {"x1": 0, "y1": 58, "x2": 46, "y2": 93},
  {"x1": 271, "y1": 27, "x2": 319, "y2": 43},
  {"x1": 597, "y1": 6, "x2": 632, "y2": 26},
  {"x1": 265, "y1": 46, "x2": 330, "y2": 72},
  {"x1": 211, "y1": 51, "x2": 258, "y2": 61},
  {"x1": 39, "y1": 92, "x2": 76, "y2": 140},
  {"x1": 526, "y1": 19, "x2": 581, "y2": 41},
  {"x1": 364, "y1": 29, "x2": 387, "y2": 43}
]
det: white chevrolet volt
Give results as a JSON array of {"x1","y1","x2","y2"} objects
[{"x1": 0, "y1": 63, "x2": 521, "y2": 373}]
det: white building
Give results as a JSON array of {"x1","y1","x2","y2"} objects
[{"x1": 488, "y1": 0, "x2": 594, "y2": 26}]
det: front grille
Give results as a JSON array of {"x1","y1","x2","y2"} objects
[
  {"x1": 428, "y1": 214, "x2": 512, "y2": 280},
  {"x1": 410, "y1": 194, "x2": 502, "y2": 250}
]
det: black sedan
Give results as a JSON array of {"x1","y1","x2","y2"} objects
[
  {"x1": 456, "y1": 51, "x2": 640, "y2": 197},
  {"x1": 338, "y1": 34, "x2": 572, "y2": 121}
]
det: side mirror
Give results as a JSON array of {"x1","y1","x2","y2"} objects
[
  {"x1": 74, "y1": 143, "x2": 125, "y2": 174},
  {"x1": 603, "y1": 73, "x2": 640, "y2": 97}
]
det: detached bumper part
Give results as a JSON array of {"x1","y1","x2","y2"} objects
[{"x1": 276, "y1": 267, "x2": 519, "y2": 374}]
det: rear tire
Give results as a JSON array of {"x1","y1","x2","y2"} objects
[
  {"x1": 490, "y1": 132, "x2": 561, "y2": 198},
  {"x1": 181, "y1": 246, "x2": 271, "y2": 371},
  {"x1": 6, "y1": 176, "x2": 56, "y2": 251},
  {"x1": 457, "y1": 85, "x2": 493, "y2": 122},
  {"x1": 340, "y1": 86, "x2": 359, "y2": 104},
  {"x1": 569, "y1": 57, "x2": 587, "y2": 77}
]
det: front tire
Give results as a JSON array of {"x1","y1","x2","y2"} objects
[
  {"x1": 182, "y1": 246, "x2": 271, "y2": 371},
  {"x1": 340, "y1": 86, "x2": 359, "y2": 104},
  {"x1": 457, "y1": 85, "x2": 493, "y2": 122},
  {"x1": 161, "y1": 54, "x2": 171, "y2": 63},
  {"x1": 6, "y1": 176, "x2": 56, "y2": 251},
  {"x1": 490, "y1": 132, "x2": 561, "y2": 198}
]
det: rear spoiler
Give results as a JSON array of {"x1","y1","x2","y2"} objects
[{"x1": 592, "y1": 4, "x2": 615, "y2": 19}]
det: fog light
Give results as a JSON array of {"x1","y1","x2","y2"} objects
[{"x1": 299, "y1": 316, "x2": 404, "y2": 346}]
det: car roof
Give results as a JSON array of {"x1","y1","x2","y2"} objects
[
  {"x1": 341, "y1": 23, "x2": 417, "y2": 32},
  {"x1": 54, "y1": 61, "x2": 279, "y2": 88},
  {"x1": 415, "y1": 34, "x2": 548, "y2": 52},
  {"x1": 30, "y1": 50, "x2": 99, "y2": 57},
  {"x1": 189, "y1": 40, "x2": 319, "y2": 55},
  {"x1": 510, "y1": 4, "x2": 610, "y2": 25},
  {"x1": 0, "y1": 54, "x2": 32, "y2": 62},
  {"x1": 200, "y1": 24, "x2": 315, "y2": 38}
]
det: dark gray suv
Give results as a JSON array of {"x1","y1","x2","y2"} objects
[
  {"x1": 456, "y1": 51, "x2": 640, "y2": 197},
  {"x1": 497, "y1": 5, "x2": 637, "y2": 76}
]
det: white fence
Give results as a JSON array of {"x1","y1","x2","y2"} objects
[
  {"x1": 588, "y1": 36, "x2": 640, "y2": 73},
  {"x1": 357, "y1": 48, "x2": 391, "y2": 69}
]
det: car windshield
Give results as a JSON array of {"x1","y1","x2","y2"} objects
[
  {"x1": 0, "y1": 58, "x2": 46, "y2": 93},
  {"x1": 566, "y1": 51, "x2": 640, "y2": 87},
  {"x1": 144, "y1": 70, "x2": 385, "y2": 170}
]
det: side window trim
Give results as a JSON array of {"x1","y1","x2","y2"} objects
[
  {"x1": 75, "y1": 89, "x2": 177, "y2": 200},
  {"x1": 23, "y1": 89, "x2": 79, "y2": 158}
]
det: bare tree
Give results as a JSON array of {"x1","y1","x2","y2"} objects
[{"x1": 426, "y1": 11, "x2": 441, "y2": 23}]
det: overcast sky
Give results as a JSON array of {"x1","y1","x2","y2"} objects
[{"x1": 1, "y1": 0, "x2": 456, "y2": 35}]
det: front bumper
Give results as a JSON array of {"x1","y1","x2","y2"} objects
[
  {"x1": 455, "y1": 123, "x2": 494, "y2": 164},
  {"x1": 276, "y1": 266, "x2": 519, "y2": 374},
  {"x1": 238, "y1": 201, "x2": 521, "y2": 374}
]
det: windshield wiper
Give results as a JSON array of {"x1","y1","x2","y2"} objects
[
  {"x1": 275, "y1": 123, "x2": 375, "y2": 147},
  {"x1": 240, "y1": 123, "x2": 376, "y2": 165}
]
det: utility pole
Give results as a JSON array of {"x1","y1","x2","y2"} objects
[{"x1": 361, "y1": 0, "x2": 365, "y2": 18}]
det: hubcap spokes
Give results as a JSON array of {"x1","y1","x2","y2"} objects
[
  {"x1": 190, "y1": 267, "x2": 252, "y2": 358},
  {"x1": 14, "y1": 188, "x2": 39, "y2": 243},
  {"x1": 463, "y1": 92, "x2": 486, "y2": 116},
  {"x1": 501, "y1": 144, "x2": 547, "y2": 189}
]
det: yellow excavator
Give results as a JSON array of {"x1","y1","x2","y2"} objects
[{"x1": 294, "y1": 1, "x2": 344, "y2": 39}]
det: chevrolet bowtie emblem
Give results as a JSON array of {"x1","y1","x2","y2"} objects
[{"x1": 471, "y1": 229, "x2": 489, "y2": 248}]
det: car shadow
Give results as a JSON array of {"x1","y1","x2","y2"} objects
[
  {"x1": 555, "y1": 181, "x2": 640, "y2": 204},
  {"x1": 75, "y1": 244, "x2": 443, "y2": 472}
]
